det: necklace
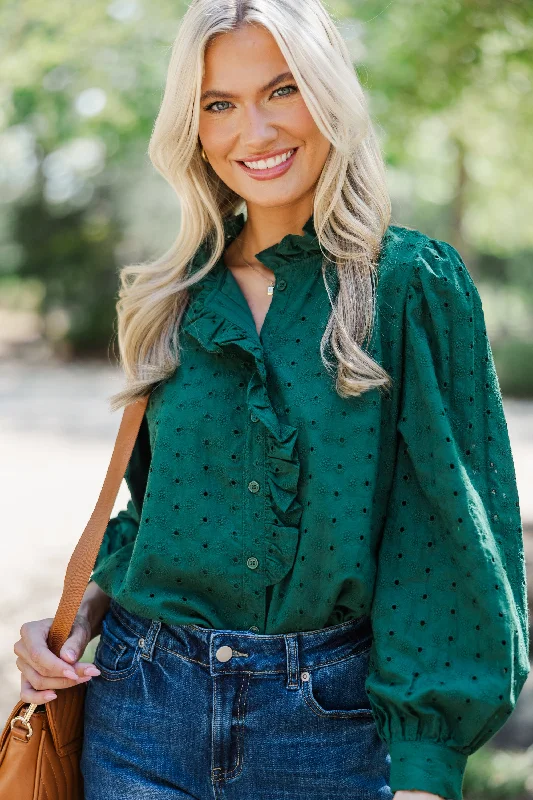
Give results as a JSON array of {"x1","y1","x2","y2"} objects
[{"x1": 233, "y1": 235, "x2": 276, "y2": 296}]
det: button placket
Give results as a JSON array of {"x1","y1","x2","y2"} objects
[{"x1": 241, "y1": 391, "x2": 266, "y2": 631}]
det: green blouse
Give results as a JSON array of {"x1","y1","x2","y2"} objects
[{"x1": 91, "y1": 212, "x2": 529, "y2": 800}]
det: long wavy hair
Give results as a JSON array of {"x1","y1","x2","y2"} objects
[{"x1": 108, "y1": 0, "x2": 392, "y2": 412}]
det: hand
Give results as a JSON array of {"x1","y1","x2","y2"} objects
[
  {"x1": 394, "y1": 792, "x2": 446, "y2": 800},
  {"x1": 14, "y1": 612, "x2": 101, "y2": 705}
]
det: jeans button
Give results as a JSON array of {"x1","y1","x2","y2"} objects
[{"x1": 215, "y1": 645, "x2": 233, "y2": 662}]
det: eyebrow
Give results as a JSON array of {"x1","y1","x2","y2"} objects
[{"x1": 200, "y1": 71, "x2": 295, "y2": 104}]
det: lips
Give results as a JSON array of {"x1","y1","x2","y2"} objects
[{"x1": 236, "y1": 147, "x2": 299, "y2": 180}]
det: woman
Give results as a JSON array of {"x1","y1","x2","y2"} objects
[{"x1": 13, "y1": 1, "x2": 529, "y2": 799}]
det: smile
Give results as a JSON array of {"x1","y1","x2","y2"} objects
[{"x1": 237, "y1": 148, "x2": 298, "y2": 180}]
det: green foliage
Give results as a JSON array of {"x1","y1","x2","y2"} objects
[
  {"x1": 0, "y1": 0, "x2": 188, "y2": 353},
  {"x1": 493, "y1": 340, "x2": 533, "y2": 399},
  {"x1": 13, "y1": 190, "x2": 122, "y2": 354},
  {"x1": 463, "y1": 745, "x2": 533, "y2": 799}
]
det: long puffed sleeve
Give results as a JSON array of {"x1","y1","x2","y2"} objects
[
  {"x1": 90, "y1": 410, "x2": 151, "y2": 589},
  {"x1": 365, "y1": 237, "x2": 530, "y2": 800}
]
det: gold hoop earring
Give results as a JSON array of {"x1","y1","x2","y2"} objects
[{"x1": 201, "y1": 147, "x2": 209, "y2": 163}]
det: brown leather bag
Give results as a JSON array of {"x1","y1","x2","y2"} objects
[{"x1": 0, "y1": 393, "x2": 150, "y2": 799}]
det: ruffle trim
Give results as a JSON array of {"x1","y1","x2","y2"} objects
[
  {"x1": 182, "y1": 264, "x2": 303, "y2": 586},
  {"x1": 254, "y1": 212, "x2": 321, "y2": 270},
  {"x1": 187, "y1": 211, "x2": 321, "y2": 278}
]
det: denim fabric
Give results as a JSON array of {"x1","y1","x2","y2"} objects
[{"x1": 80, "y1": 598, "x2": 393, "y2": 799}]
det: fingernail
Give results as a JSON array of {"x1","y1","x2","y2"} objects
[
  {"x1": 84, "y1": 667, "x2": 101, "y2": 676},
  {"x1": 63, "y1": 669, "x2": 78, "y2": 680},
  {"x1": 47, "y1": 693, "x2": 57, "y2": 700},
  {"x1": 65, "y1": 649, "x2": 77, "y2": 661}
]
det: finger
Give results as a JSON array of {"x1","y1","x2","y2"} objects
[
  {"x1": 20, "y1": 675, "x2": 57, "y2": 705},
  {"x1": 18, "y1": 628, "x2": 88, "y2": 679},
  {"x1": 59, "y1": 616, "x2": 92, "y2": 665},
  {"x1": 17, "y1": 657, "x2": 94, "y2": 690},
  {"x1": 16, "y1": 637, "x2": 100, "y2": 679},
  {"x1": 19, "y1": 618, "x2": 53, "y2": 640},
  {"x1": 70, "y1": 661, "x2": 102, "y2": 677}
]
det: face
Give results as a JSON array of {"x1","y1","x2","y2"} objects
[{"x1": 198, "y1": 23, "x2": 331, "y2": 211}]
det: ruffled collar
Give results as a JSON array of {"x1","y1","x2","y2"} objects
[
  {"x1": 225, "y1": 211, "x2": 321, "y2": 271},
  {"x1": 188, "y1": 210, "x2": 323, "y2": 283}
]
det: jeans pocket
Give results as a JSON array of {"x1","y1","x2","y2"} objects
[
  {"x1": 94, "y1": 604, "x2": 142, "y2": 682},
  {"x1": 301, "y1": 644, "x2": 375, "y2": 720}
]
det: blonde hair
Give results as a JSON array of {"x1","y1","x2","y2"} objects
[{"x1": 108, "y1": 0, "x2": 392, "y2": 412}]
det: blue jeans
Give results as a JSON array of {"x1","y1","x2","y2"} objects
[{"x1": 80, "y1": 598, "x2": 393, "y2": 799}]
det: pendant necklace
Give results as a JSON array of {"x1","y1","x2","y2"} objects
[{"x1": 234, "y1": 235, "x2": 276, "y2": 296}]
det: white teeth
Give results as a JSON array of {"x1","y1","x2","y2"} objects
[{"x1": 243, "y1": 149, "x2": 295, "y2": 170}]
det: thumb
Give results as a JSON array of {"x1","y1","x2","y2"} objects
[
  {"x1": 60, "y1": 643, "x2": 79, "y2": 664},
  {"x1": 59, "y1": 617, "x2": 91, "y2": 664}
]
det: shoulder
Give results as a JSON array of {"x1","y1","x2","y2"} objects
[{"x1": 377, "y1": 223, "x2": 479, "y2": 310}]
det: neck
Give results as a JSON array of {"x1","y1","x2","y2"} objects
[{"x1": 236, "y1": 200, "x2": 314, "y2": 262}]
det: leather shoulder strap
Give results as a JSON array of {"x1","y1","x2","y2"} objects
[{"x1": 47, "y1": 394, "x2": 150, "y2": 658}]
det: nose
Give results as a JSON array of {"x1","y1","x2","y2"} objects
[{"x1": 238, "y1": 104, "x2": 278, "y2": 153}]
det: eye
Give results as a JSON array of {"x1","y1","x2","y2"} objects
[
  {"x1": 203, "y1": 83, "x2": 299, "y2": 114},
  {"x1": 272, "y1": 83, "x2": 299, "y2": 98},
  {"x1": 204, "y1": 100, "x2": 232, "y2": 114}
]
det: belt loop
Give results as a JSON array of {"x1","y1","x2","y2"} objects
[
  {"x1": 284, "y1": 634, "x2": 300, "y2": 690},
  {"x1": 139, "y1": 619, "x2": 161, "y2": 662}
]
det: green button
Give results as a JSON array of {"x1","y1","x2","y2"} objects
[
  {"x1": 248, "y1": 480, "x2": 260, "y2": 493},
  {"x1": 246, "y1": 556, "x2": 259, "y2": 570},
  {"x1": 277, "y1": 279, "x2": 287, "y2": 291},
  {"x1": 250, "y1": 412, "x2": 259, "y2": 423},
  {"x1": 248, "y1": 625, "x2": 260, "y2": 632}
]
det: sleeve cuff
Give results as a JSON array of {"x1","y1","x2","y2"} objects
[{"x1": 389, "y1": 739, "x2": 469, "y2": 800}]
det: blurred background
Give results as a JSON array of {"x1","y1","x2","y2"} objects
[{"x1": 1, "y1": 0, "x2": 532, "y2": 795}]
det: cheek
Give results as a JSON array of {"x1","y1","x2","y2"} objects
[
  {"x1": 281, "y1": 104, "x2": 329, "y2": 158},
  {"x1": 290, "y1": 109, "x2": 330, "y2": 169},
  {"x1": 301, "y1": 119, "x2": 327, "y2": 151},
  {"x1": 284, "y1": 99, "x2": 318, "y2": 135},
  {"x1": 198, "y1": 118, "x2": 233, "y2": 158}
]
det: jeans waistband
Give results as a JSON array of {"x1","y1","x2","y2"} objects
[{"x1": 108, "y1": 598, "x2": 373, "y2": 682}]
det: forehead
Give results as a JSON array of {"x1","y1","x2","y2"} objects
[{"x1": 202, "y1": 24, "x2": 289, "y2": 89}]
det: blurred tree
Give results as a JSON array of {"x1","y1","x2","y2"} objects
[
  {"x1": 355, "y1": 0, "x2": 533, "y2": 255},
  {"x1": 13, "y1": 185, "x2": 122, "y2": 355},
  {"x1": 0, "y1": 0, "x2": 188, "y2": 356}
]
